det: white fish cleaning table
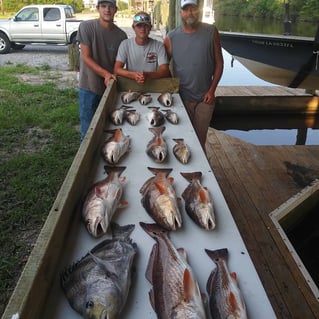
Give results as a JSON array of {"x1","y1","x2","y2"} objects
[{"x1": 2, "y1": 77, "x2": 276, "y2": 319}]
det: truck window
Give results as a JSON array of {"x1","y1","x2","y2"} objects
[
  {"x1": 64, "y1": 7, "x2": 74, "y2": 19},
  {"x1": 44, "y1": 8, "x2": 61, "y2": 21},
  {"x1": 16, "y1": 7, "x2": 39, "y2": 21}
]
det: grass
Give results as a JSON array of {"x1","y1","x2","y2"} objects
[{"x1": 0, "y1": 65, "x2": 80, "y2": 316}]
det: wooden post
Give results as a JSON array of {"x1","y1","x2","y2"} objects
[{"x1": 68, "y1": 43, "x2": 80, "y2": 71}]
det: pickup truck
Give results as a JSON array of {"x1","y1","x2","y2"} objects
[{"x1": 0, "y1": 4, "x2": 82, "y2": 54}]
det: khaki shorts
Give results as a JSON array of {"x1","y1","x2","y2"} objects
[{"x1": 183, "y1": 100, "x2": 215, "y2": 150}]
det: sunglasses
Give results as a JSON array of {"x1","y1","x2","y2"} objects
[{"x1": 134, "y1": 14, "x2": 151, "y2": 23}]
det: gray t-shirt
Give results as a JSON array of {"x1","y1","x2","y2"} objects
[
  {"x1": 168, "y1": 23, "x2": 216, "y2": 102},
  {"x1": 77, "y1": 19, "x2": 127, "y2": 95},
  {"x1": 116, "y1": 37, "x2": 168, "y2": 72}
]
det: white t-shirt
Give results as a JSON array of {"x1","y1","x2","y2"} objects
[{"x1": 116, "y1": 37, "x2": 168, "y2": 72}]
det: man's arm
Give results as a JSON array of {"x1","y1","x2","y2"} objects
[
  {"x1": 204, "y1": 28, "x2": 224, "y2": 104},
  {"x1": 81, "y1": 44, "x2": 116, "y2": 86}
]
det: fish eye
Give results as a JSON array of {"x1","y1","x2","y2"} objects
[{"x1": 86, "y1": 300, "x2": 94, "y2": 309}]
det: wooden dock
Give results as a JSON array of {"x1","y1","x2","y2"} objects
[
  {"x1": 215, "y1": 86, "x2": 319, "y2": 115},
  {"x1": 205, "y1": 127, "x2": 319, "y2": 319}
]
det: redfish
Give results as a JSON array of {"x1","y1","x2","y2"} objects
[
  {"x1": 82, "y1": 166, "x2": 128, "y2": 238},
  {"x1": 180, "y1": 171, "x2": 215, "y2": 230},
  {"x1": 121, "y1": 90, "x2": 140, "y2": 104},
  {"x1": 205, "y1": 248, "x2": 248, "y2": 319},
  {"x1": 140, "y1": 167, "x2": 182, "y2": 231},
  {"x1": 101, "y1": 128, "x2": 130, "y2": 165},
  {"x1": 139, "y1": 93, "x2": 152, "y2": 105},
  {"x1": 173, "y1": 138, "x2": 191, "y2": 164},
  {"x1": 158, "y1": 92, "x2": 173, "y2": 107},
  {"x1": 146, "y1": 126, "x2": 168, "y2": 163},
  {"x1": 140, "y1": 222, "x2": 207, "y2": 318}
]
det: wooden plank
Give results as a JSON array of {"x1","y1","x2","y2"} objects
[
  {"x1": 206, "y1": 130, "x2": 291, "y2": 318},
  {"x1": 116, "y1": 76, "x2": 180, "y2": 93},
  {"x1": 1, "y1": 81, "x2": 118, "y2": 319},
  {"x1": 205, "y1": 128, "x2": 319, "y2": 319},
  {"x1": 215, "y1": 86, "x2": 316, "y2": 96}
]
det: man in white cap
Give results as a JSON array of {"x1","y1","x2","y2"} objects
[
  {"x1": 114, "y1": 11, "x2": 170, "y2": 85},
  {"x1": 77, "y1": 0, "x2": 127, "y2": 141},
  {"x1": 164, "y1": 0, "x2": 224, "y2": 151}
]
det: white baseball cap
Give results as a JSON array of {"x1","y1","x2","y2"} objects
[{"x1": 181, "y1": 0, "x2": 198, "y2": 9}]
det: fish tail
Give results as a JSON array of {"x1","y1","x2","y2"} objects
[
  {"x1": 104, "y1": 165, "x2": 126, "y2": 176},
  {"x1": 148, "y1": 126, "x2": 165, "y2": 136},
  {"x1": 173, "y1": 138, "x2": 184, "y2": 144},
  {"x1": 180, "y1": 171, "x2": 202, "y2": 182},
  {"x1": 111, "y1": 222, "x2": 135, "y2": 241},
  {"x1": 140, "y1": 222, "x2": 169, "y2": 238},
  {"x1": 205, "y1": 248, "x2": 228, "y2": 263},
  {"x1": 147, "y1": 166, "x2": 172, "y2": 177}
]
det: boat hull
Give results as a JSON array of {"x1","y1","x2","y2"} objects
[{"x1": 220, "y1": 31, "x2": 319, "y2": 90}]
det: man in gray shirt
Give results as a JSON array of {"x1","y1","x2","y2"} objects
[
  {"x1": 114, "y1": 11, "x2": 170, "y2": 85},
  {"x1": 164, "y1": 0, "x2": 224, "y2": 151},
  {"x1": 77, "y1": 0, "x2": 127, "y2": 140}
]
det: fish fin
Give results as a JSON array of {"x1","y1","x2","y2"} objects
[
  {"x1": 183, "y1": 268, "x2": 195, "y2": 303},
  {"x1": 118, "y1": 200, "x2": 129, "y2": 209},
  {"x1": 205, "y1": 248, "x2": 228, "y2": 262},
  {"x1": 206, "y1": 268, "x2": 218, "y2": 294},
  {"x1": 198, "y1": 188, "x2": 209, "y2": 203},
  {"x1": 119, "y1": 176, "x2": 127, "y2": 184},
  {"x1": 177, "y1": 247, "x2": 187, "y2": 261},
  {"x1": 145, "y1": 244, "x2": 158, "y2": 284},
  {"x1": 113, "y1": 128, "x2": 122, "y2": 142},
  {"x1": 229, "y1": 291, "x2": 240, "y2": 313},
  {"x1": 147, "y1": 166, "x2": 172, "y2": 177},
  {"x1": 231, "y1": 271, "x2": 238, "y2": 283},
  {"x1": 94, "y1": 186, "x2": 106, "y2": 198},
  {"x1": 139, "y1": 176, "x2": 154, "y2": 193},
  {"x1": 148, "y1": 289, "x2": 156, "y2": 311},
  {"x1": 180, "y1": 171, "x2": 202, "y2": 182},
  {"x1": 177, "y1": 197, "x2": 182, "y2": 208},
  {"x1": 156, "y1": 136, "x2": 163, "y2": 145},
  {"x1": 111, "y1": 222, "x2": 135, "y2": 241},
  {"x1": 88, "y1": 251, "x2": 118, "y2": 276},
  {"x1": 154, "y1": 182, "x2": 167, "y2": 194},
  {"x1": 104, "y1": 165, "x2": 126, "y2": 176},
  {"x1": 173, "y1": 138, "x2": 184, "y2": 143}
]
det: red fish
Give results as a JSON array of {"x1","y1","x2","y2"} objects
[{"x1": 206, "y1": 248, "x2": 248, "y2": 319}]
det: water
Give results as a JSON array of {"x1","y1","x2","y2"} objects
[
  {"x1": 215, "y1": 14, "x2": 317, "y2": 37},
  {"x1": 211, "y1": 16, "x2": 319, "y2": 145}
]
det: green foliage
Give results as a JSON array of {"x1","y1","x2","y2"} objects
[
  {"x1": 3, "y1": 0, "x2": 84, "y2": 13},
  {"x1": 214, "y1": 0, "x2": 318, "y2": 21},
  {"x1": 0, "y1": 65, "x2": 79, "y2": 316}
]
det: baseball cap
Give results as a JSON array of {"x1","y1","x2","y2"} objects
[
  {"x1": 97, "y1": 0, "x2": 116, "y2": 6},
  {"x1": 133, "y1": 11, "x2": 151, "y2": 26},
  {"x1": 181, "y1": 0, "x2": 198, "y2": 9}
]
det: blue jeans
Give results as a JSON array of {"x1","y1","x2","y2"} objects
[{"x1": 79, "y1": 88, "x2": 101, "y2": 141}]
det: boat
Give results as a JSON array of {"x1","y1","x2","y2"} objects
[{"x1": 219, "y1": 27, "x2": 319, "y2": 90}]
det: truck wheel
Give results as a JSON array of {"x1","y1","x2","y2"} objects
[{"x1": 0, "y1": 32, "x2": 11, "y2": 54}]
